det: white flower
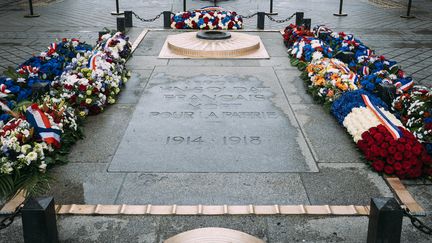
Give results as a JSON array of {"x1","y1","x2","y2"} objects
[
  {"x1": 39, "y1": 163, "x2": 47, "y2": 172},
  {"x1": 21, "y1": 144, "x2": 32, "y2": 154},
  {"x1": 312, "y1": 51, "x2": 323, "y2": 62},
  {"x1": 25, "y1": 151, "x2": 38, "y2": 164}
]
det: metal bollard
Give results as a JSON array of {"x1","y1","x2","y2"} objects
[
  {"x1": 257, "y1": 12, "x2": 265, "y2": 30},
  {"x1": 124, "y1": 11, "x2": 133, "y2": 27},
  {"x1": 24, "y1": 0, "x2": 40, "y2": 18},
  {"x1": 183, "y1": 0, "x2": 187, "y2": 12},
  {"x1": 111, "y1": 0, "x2": 124, "y2": 15},
  {"x1": 163, "y1": 11, "x2": 172, "y2": 28},
  {"x1": 367, "y1": 198, "x2": 403, "y2": 243},
  {"x1": 303, "y1": 18, "x2": 311, "y2": 31},
  {"x1": 401, "y1": 0, "x2": 415, "y2": 18},
  {"x1": 117, "y1": 17, "x2": 126, "y2": 33},
  {"x1": 295, "y1": 12, "x2": 304, "y2": 26},
  {"x1": 21, "y1": 197, "x2": 59, "y2": 243},
  {"x1": 334, "y1": 0, "x2": 348, "y2": 16}
]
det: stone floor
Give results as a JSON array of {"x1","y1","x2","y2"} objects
[{"x1": 0, "y1": 0, "x2": 432, "y2": 242}]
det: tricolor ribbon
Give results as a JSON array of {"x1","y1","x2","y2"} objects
[
  {"x1": 361, "y1": 66, "x2": 370, "y2": 76},
  {"x1": 0, "y1": 84, "x2": 11, "y2": 98},
  {"x1": 88, "y1": 53, "x2": 101, "y2": 71},
  {"x1": 395, "y1": 79, "x2": 414, "y2": 93},
  {"x1": 361, "y1": 94, "x2": 403, "y2": 140},
  {"x1": 48, "y1": 43, "x2": 57, "y2": 54},
  {"x1": 25, "y1": 104, "x2": 61, "y2": 148},
  {"x1": 330, "y1": 59, "x2": 350, "y2": 74}
]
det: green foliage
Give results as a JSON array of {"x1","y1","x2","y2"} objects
[{"x1": 0, "y1": 169, "x2": 52, "y2": 201}]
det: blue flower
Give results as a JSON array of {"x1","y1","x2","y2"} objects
[{"x1": 331, "y1": 90, "x2": 388, "y2": 124}]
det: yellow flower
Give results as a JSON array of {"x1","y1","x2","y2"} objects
[
  {"x1": 86, "y1": 90, "x2": 92, "y2": 95},
  {"x1": 79, "y1": 111, "x2": 86, "y2": 117},
  {"x1": 85, "y1": 98, "x2": 92, "y2": 104},
  {"x1": 115, "y1": 87, "x2": 120, "y2": 94},
  {"x1": 108, "y1": 97, "x2": 116, "y2": 104}
]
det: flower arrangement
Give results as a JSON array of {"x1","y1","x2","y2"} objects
[
  {"x1": 313, "y1": 25, "x2": 414, "y2": 94},
  {"x1": 392, "y1": 86, "x2": 432, "y2": 154},
  {"x1": 171, "y1": 9, "x2": 242, "y2": 30},
  {"x1": 283, "y1": 24, "x2": 314, "y2": 48},
  {"x1": 0, "y1": 32, "x2": 131, "y2": 199},
  {"x1": 0, "y1": 38, "x2": 93, "y2": 123},
  {"x1": 305, "y1": 57, "x2": 359, "y2": 105},
  {"x1": 283, "y1": 24, "x2": 432, "y2": 180},
  {"x1": 333, "y1": 91, "x2": 432, "y2": 178}
]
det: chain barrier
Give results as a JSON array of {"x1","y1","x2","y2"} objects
[
  {"x1": 265, "y1": 12, "x2": 296, "y2": 23},
  {"x1": 239, "y1": 12, "x2": 258, "y2": 19},
  {"x1": 132, "y1": 11, "x2": 166, "y2": 22},
  {"x1": 404, "y1": 209, "x2": 432, "y2": 235},
  {"x1": 0, "y1": 202, "x2": 24, "y2": 231}
]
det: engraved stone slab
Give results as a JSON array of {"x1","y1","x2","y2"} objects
[{"x1": 109, "y1": 67, "x2": 317, "y2": 172}]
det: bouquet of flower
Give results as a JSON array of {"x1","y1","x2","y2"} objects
[
  {"x1": 0, "y1": 32, "x2": 131, "y2": 199},
  {"x1": 283, "y1": 24, "x2": 314, "y2": 48},
  {"x1": 392, "y1": 86, "x2": 432, "y2": 153},
  {"x1": 288, "y1": 37, "x2": 333, "y2": 63},
  {"x1": 305, "y1": 57, "x2": 359, "y2": 105},
  {"x1": 332, "y1": 91, "x2": 432, "y2": 178},
  {"x1": 313, "y1": 26, "x2": 414, "y2": 94},
  {"x1": 171, "y1": 9, "x2": 242, "y2": 29}
]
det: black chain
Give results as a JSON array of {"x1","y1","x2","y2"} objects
[
  {"x1": 404, "y1": 209, "x2": 432, "y2": 235},
  {"x1": 0, "y1": 202, "x2": 24, "y2": 231},
  {"x1": 265, "y1": 12, "x2": 296, "y2": 23},
  {"x1": 239, "y1": 12, "x2": 258, "y2": 19},
  {"x1": 132, "y1": 11, "x2": 165, "y2": 22}
]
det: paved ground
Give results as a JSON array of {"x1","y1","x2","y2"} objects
[{"x1": 0, "y1": 0, "x2": 432, "y2": 242}]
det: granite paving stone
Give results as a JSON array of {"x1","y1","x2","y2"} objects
[
  {"x1": 67, "y1": 104, "x2": 135, "y2": 164},
  {"x1": 115, "y1": 173, "x2": 310, "y2": 205},
  {"x1": 301, "y1": 164, "x2": 393, "y2": 205},
  {"x1": 46, "y1": 163, "x2": 125, "y2": 204},
  {"x1": 291, "y1": 104, "x2": 363, "y2": 163}
]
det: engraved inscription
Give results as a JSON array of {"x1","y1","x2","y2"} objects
[
  {"x1": 150, "y1": 79, "x2": 277, "y2": 120},
  {"x1": 165, "y1": 136, "x2": 262, "y2": 145}
]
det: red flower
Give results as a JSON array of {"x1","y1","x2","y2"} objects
[
  {"x1": 379, "y1": 149, "x2": 388, "y2": 157},
  {"x1": 384, "y1": 166, "x2": 394, "y2": 175},
  {"x1": 388, "y1": 146, "x2": 397, "y2": 154},
  {"x1": 387, "y1": 156, "x2": 395, "y2": 165},
  {"x1": 370, "y1": 127, "x2": 378, "y2": 136},
  {"x1": 412, "y1": 145, "x2": 422, "y2": 155},
  {"x1": 175, "y1": 22, "x2": 184, "y2": 29},
  {"x1": 384, "y1": 135, "x2": 392, "y2": 142},
  {"x1": 372, "y1": 160, "x2": 385, "y2": 172},
  {"x1": 381, "y1": 142, "x2": 389, "y2": 149},
  {"x1": 79, "y1": 84, "x2": 87, "y2": 91},
  {"x1": 373, "y1": 133, "x2": 384, "y2": 144},
  {"x1": 371, "y1": 145, "x2": 380, "y2": 156},
  {"x1": 203, "y1": 17, "x2": 209, "y2": 24},
  {"x1": 394, "y1": 162, "x2": 402, "y2": 171},
  {"x1": 396, "y1": 144, "x2": 405, "y2": 152},
  {"x1": 389, "y1": 140, "x2": 397, "y2": 146},
  {"x1": 377, "y1": 125, "x2": 387, "y2": 133},
  {"x1": 404, "y1": 151, "x2": 413, "y2": 159},
  {"x1": 228, "y1": 21, "x2": 234, "y2": 29},
  {"x1": 394, "y1": 152, "x2": 403, "y2": 161},
  {"x1": 405, "y1": 144, "x2": 412, "y2": 151},
  {"x1": 357, "y1": 140, "x2": 367, "y2": 150},
  {"x1": 402, "y1": 161, "x2": 412, "y2": 170}
]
